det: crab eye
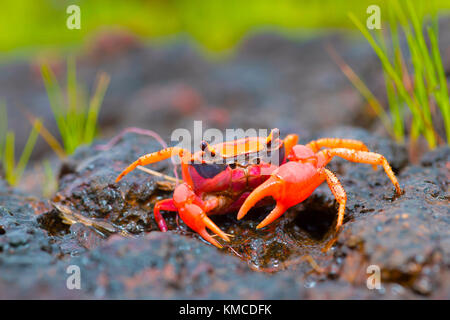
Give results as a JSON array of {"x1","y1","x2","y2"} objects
[{"x1": 200, "y1": 140, "x2": 216, "y2": 157}]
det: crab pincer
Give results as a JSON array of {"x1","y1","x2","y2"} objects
[
  {"x1": 237, "y1": 160, "x2": 326, "y2": 229},
  {"x1": 172, "y1": 183, "x2": 231, "y2": 248}
]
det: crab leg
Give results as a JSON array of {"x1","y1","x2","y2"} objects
[
  {"x1": 283, "y1": 134, "x2": 299, "y2": 157},
  {"x1": 321, "y1": 168, "x2": 347, "y2": 231},
  {"x1": 116, "y1": 147, "x2": 191, "y2": 183},
  {"x1": 306, "y1": 138, "x2": 370, "y2": 153},
  {"x1": 153, "y1": 199, "x2": 177, "y2": 232},
  {"x1": 318, "y1": 148, "x2": 403, "y2": 195}
]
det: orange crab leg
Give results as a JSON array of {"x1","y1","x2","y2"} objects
[
  {"x1": 306, "y1": 138, "x2": 370, "y2": 153},
  {"x1": 318, "y1": 148, "x2": 403, "y2": 195},
  {"x1": 283, "y1": 134, "x2": 299, "y2": 159},
  {"x1": 116, "y1": 147, "x2": 192, "y2": 183},
  {"x1": 321, "y1": 168, "x2": 347, "y2": 231}
]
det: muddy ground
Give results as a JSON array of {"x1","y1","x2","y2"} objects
[{"x1": 0, "y1": 29, "x2": 449, "y2": 299}]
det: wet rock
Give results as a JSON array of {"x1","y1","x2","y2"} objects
[
  {"x1": 62, "y1": 232, "x2": 308, "y2": 299},
  {"x1": 0, "y1": 181, "x2": 71, "y2": 298},
  {"x1": 1, "y1": 126, "x2": 449, "y2": 299},
  {"x1": 29, "y1": 126, "x2": 448, "y2": 298},
  {"x1": 0, "y1": 183, "x2": 57, "y2": 266},
  {"x1": 332, "y1": 145, "x2": 449, "y2": 297},
  {"x1": 52, "y1": 132, "x2": 174, "y2": 237},
  {"x1": 55, "y1": 231, "x2": 416, "y2": 299}
]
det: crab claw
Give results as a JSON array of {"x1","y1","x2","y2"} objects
[
  {"x1": 173, "y1": 183, "x2": 230, "y2": 248},
  {"x1": 237, "y1": 176, "x2": 285, "y2": 229},
  {"x1": 179, "y1": 204, "x2": 230, "y2": 248},
  {"x1": 237, "y1": 161, "x2": 323, "y2": 229}
]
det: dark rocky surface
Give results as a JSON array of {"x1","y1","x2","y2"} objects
[{"x1": 1, "y1": 125, "x2": 448, "y2": 299}]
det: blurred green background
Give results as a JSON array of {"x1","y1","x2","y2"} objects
[{"x1": 2, "y1": 0, "x2": 450, "y2": 58}]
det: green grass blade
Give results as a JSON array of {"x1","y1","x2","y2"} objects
[
  {"x1": 411, "y1": 41, "x2": 436, "y2": 147},
  {"x1": 84, "y1": 72, "x2": 110, "y2": 143},
  {"x1": 4, "y1": 131, "x2": 15, "y2": 185},
  {"x1": 393, "y1": 0, "x2": 440, "y2": 146},
  {"x1": 67, "y1": 56, "x2": 78, "y2": 117},
  {"x1": 349, "y1": 9, "x2": 439, "y2": 148},
  {"x1": 66, "y1": 56, "x2": 88, "y2": 153},
  {"x1": 41, "y1": 58, "x2": 108, "y2": 155},
  {"x1": 376, "y1": 27, "x2": 404, "y2": 142},
  {"x1": 0, "y1": 101, "x2": 7, "y2": 160},
  {"x1": 22, "y1": 109, "x2": 66, "y2": 159},
  {"x1": 14, "y1": 119, "x2": 42, "y2": 185},
  {"x1": 405, "y1": 0, "x2": 438, "y2": 92},
  {"x1": 348, "y1": 13, "x2": 424, "y2": 131},
  {"x1": 384, "y1": 69, "x2": 404, "y2": 142},
  {"x1": 66, "y1": 56, "x2": 78, "y2": 153},
  {"x1": 428, "y1": 26, "x2": 450, "y2": 143},
  {"x1": 42, "y1": 159, "x2": 57, "y2": 198},
  {"x1": 41, "y1": 64, "x2": 71, "y2": 151}
]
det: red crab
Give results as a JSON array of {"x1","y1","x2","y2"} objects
[{"x1": 116, "y1": 129, "x2": 402, "y2": 248}]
